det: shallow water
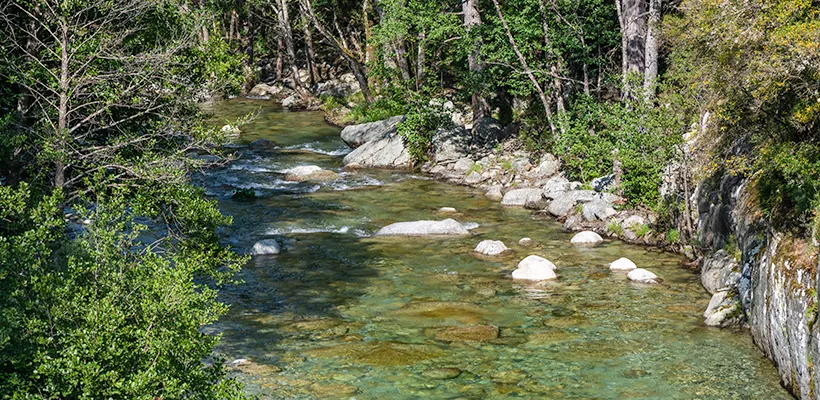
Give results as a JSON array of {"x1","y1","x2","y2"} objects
[{"x1": 203, "y1": 99, "x2": 792, "y2": 399}]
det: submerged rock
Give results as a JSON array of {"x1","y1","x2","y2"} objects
[
  {"x1": 434, "y1": 325, "x2": 499, "y2": 343},
  {"x1": 341, "y1": 115, "x2": 404, "y2": 148},
  {"x1": 374, "y1": 218, "x2": 471, "y2": 236},
  {"x1": 422, "y1": 367, "x2": 462, "y2": 380},
  {"x1": 512, "y1": 255, "x2": 558, "y2": 281},
  {"x1": 474, "y1": 240, "x2": 509, "y2": 256},
  {"x1": 251, "y1": 239, "x2": 280, "y2": 255},
  {"x1": 283, "y1": 165, "x2": 339, "y2": 182},
  {"x1": 627, "y1": 268, "x2": 659, "y2": 284},
  {"x1": 304, "y1": 341, "x2": 445, "y2": 366},
  {"x1": 571, "y1": 231, "x2": 604, "y2": 246},
  {"x1": 609, "y1": 257, "x2": 638, "y2": 271}
]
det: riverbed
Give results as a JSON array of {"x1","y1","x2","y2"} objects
[{"x1": 200, "y1": 99, "x2": 792, "y2": 399}]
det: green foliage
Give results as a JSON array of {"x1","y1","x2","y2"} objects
[
  {"x1": 397, "y1": 97, "x2": 448, "y2": 164},
  {"x1": 666, "y1": 229, "x2": 681, "y2": 244},
  {"x1": 632, "y1": 223, "x2": 651, "y2": 238},
  {"x1": 348, "y1": 87, "x2": 408, "y2": 123},
  {"x1": 548, "y1": 96, "x2": 683, "y2": 207},
  {"x1": 725, "y1": 234, "x2": 742, "y2": 262},
  {"x1": 607, "y1": 220, "x2": 624, "y2": 236}
]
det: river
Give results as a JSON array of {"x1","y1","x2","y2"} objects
[{"x1": 199, "y1": 99, "x2": 792, "y2": 399}]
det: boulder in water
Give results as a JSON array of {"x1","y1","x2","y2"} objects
[
  {"x1": 251, "y1": 239, "x2": 280, "y2": 255},
  {"x1": 518, "y1": 238, "x2": 533, "y2": 246},
  {"x1": 627, "y1": 268, "x2": 659, "y2": 284},
  {"x1": 501, "y1": 188, "x2": 545, "y2": 208},
  {"x1": 571, "y1": 231, "x2": 604, "y2": 247},
  {"x1": 474, "y1": 240, "x2": 508, "y2": 256},
  {"x1": 609, "y1": 257, "x2": 637, "y2": 271},
  {"x1": 512, "y1": 255, "x2": 557, "y2": 281},
  {"x1": 375, "y1": 218, "x2": 471, "y2": 236},
  {"x1": 342, "y1": 134, "x2": 411, "y2": 169},
  {"x1": 283, "y1": 165, "x2": 339, "y2": 182},
  {"x1": 485, "y1": 185, "x2": 503, "y2": 201},
  {"x1": 341, "y1": 115, "x2": 404, "y2": 148}
]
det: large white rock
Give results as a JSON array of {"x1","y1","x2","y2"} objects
[
  {"x1": 340, "y1": 115, "x2": 404, "y2": 148},
  {"x1": 251, "y1": 239, "x2": 281, "y2": 255},
  {"x1": 342, "y1": 134, "x2": 411, "y2": 169},
  {"x1": 627, "y1": 268, "x2": 659, "y2": 284},
  {"x1": 609, "y1": 257, "x2": 638, "y2": 271},
  {"x1": 570, "y1": 231, "x2": 604, "y2": 246},
  {"x1": 501, "y1": 188, "x2": 546, "y2": 208},
  {"x1": 512, "y1": 255, "x2": 557, "y2": 281},
  {"x1": 474, "y1": 240, "x2": 509, "y2": 256},
  {"x1": 281, "y1": 165, "x2": 339, "y2": 182},
  {"x1": 374, "y1": 218, "x2": 470, "y2": 236}
]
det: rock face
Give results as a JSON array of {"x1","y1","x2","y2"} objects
[
  {"x1": 374, "y1": 219, "x2": 470, "y2": 236},
  {"x1": 471, "y1": 117, "x2": 505, "y2": 151},
  {"x1": 627, "y1": 268, "x2": 658, "y2": 284},
  {"x1": 704, "y1": 290, "x2": 742, "y2": 327},
  {"x1": 251, "y1": 239, "x2": 280, "y2": 255},
  {"x1": 474, "y1": 240, "x2": 508, "y2": 256},
  {"x1": 512, "y1": 255, "x2": 558, "y2": 281},
  {"x1": 282, "y1": 165, "x2": 339, "y2": 182},
  {"x1": 701, "y1": 249, "x2": 741, "y2": 294},
  {"x1": 609, "y1": 257, "x2": 637, "y2": 271},
  {"x1": 432, "y1": 125, "x2": 471, "y2": 163},
  {"x1": 343, "y1": 135, "x2": 411, "y2": 169},
  {"x1": 501, "y1": 188, "x2": 545, "y2": 208},
  {"x1": 570, "y1": 231, "x2": 604, "y2": 246},
  {"x1": 341, "y1": 115, "x2": 404, "y2": 148}
]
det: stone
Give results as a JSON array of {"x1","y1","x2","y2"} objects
[
  {"x1": 474, "y1": 240, "x2": 509, "y2": 256},
  {"x1": 471, "y1": 117, "x2": 504, "y2": 150},
  {"x1": 518, "y1": 238, "x2": 533, "y2": 246},
  {"x1": 438, "y1": 207, "x2": 457, "y2": 213},
  {"x1": 530, "y1": 154, "x2": 560, "y2": 179},
  {"x1": 340, "y1": 115, "x2": 404, "y2": 148},
  {"x1": 703, "y1": 290, "x2": 741, "y2": 327},
  {"x1": 342, "y1": 135, "x2": 411, "y2": 169},
  {"x1": 622, "y1": 215, "x2": 647, "y2": 229},
  {"x1": 546, "y1": 192, "x2": 578, "y2": 217},
  {"x1": 501, "y1": 188, "x2": 545, "y2": 208},
  {"x1": 541, "y1": 176, "x2": 571, "y2": 194},
  {"x1": 281, "y1": 94, "x2": 299, "y2": 108},
  {"x1": 374, "y1": 219, "x2": 471, "y2": 236},
  {"x1": 485, "y1": 185, "x2": 504, "y2": 201},
  {"x1": 432, "y1": 125, "x2": 471, "y2": 163},
  {"x1": 582, "y1": 199, "x2": 618, "y2": 221},
  {"x1": 570, "y1": 231, "x2": 604, "y2": 246},
  {"x1": 609, "y1": 257, "x2": 638, "y2": 271},
  {"x1": 464, "y1": 171, "x2": 484, "y2": 184},
  {"x1": 305, "y1": 341, "x2": 445, "y2": 366},
  {"x1": 282, "y1": 165, "x2": 339, "y2": 182},
  {"x1": 511, "y1": 157, "x2": 532, "y2": 173},
  {"x1": 434, "y1": 325, "x2": 499, "y2": 343},
  {"x1": 220, "y1": 124, "x2": 240, "y2": 137},
  {"x1": 249, "y1": 138, "x2": 275, "y2": 149},
  {"x1": 251, "y1": 239, "x2": 280, "y2": 255},
  {"x1": 591, "y1": 174, "x2": 616, "y2": 192},
  {"x1": 248, "y1": 83, "x2": 273, "y2": 97},
  {"x1": 627, "y1": 268, "x2": 659, "y2": 284},
  {"x1": 512, "y1": 255, "x2": 558, "y2": 281},
  {"x1": 310, "y1": 383, "x2": 359, "y2": 397},
  {"x1": 422, "y1": 367, "x2": 462, "y2": 380},
  {"x1": 452, "y1": 158, "x2": 475, "y2": 174},
  {"x1": 701, "y1": 250, "x2": 741, "y2": 294}
]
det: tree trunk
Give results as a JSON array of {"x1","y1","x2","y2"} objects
[
  {"x1": 276, "y1": 0, "x2": 308, "y2": 97},
  {"x1": 416, "y1": 32, "x2": 426, "y2": 90},
  {"x1": 275, "y1": 33, "x2": 284, "y2": 80},
  {"x1": 298, "y1": 3, "x2": 319, "y2": 85},
  {"x1": 491, "y1": 0, "x2": 555, "y2": 136},
  {"x1": 56, "y1": 18, "x2": 69, "y2": 188},
  {"x1": 537, "y1": 0, "x2": 564, "y2": 113},
  {"x1": 395, "y1": 40, "x2": 412, "y2": 82},
  {"x1": 462, "y1": 0, "x2": 490, "y2": 122},
  {"x1": 618, "y1": 0, "x2": 646, "y2": 99},
  {"x1": 348, "y1": 58, "x2": 374, "y2": 102},
  {"x1": 643, "y1": 0, "x2": 661, "y2": 101}
]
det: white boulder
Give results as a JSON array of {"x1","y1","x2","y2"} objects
[
  {"x1": 570, "y1": 231, "x2": 604, "y2": 246},
  {"x1": 627, "y1": 268, "x2": 659, "y2": 284},
  {"x1": 512, "y1": 255, "x2": 558, "y2": 281},
  {"x1": 474, "y1": 240, "x2": 509, "y2": 256},
  {"x1": 251, "y1": 239, "x2": 280, "y2": 255},
  {"x1": 609, "y1": 257, "x2": 638, "y2": 271},
  {"x1": 374, "y1": 218, "x2": 471, "y2": 236}
]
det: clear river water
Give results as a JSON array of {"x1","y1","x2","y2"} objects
[{"x1": 200, "y1": 99, "x2": 792, "y2": 399}]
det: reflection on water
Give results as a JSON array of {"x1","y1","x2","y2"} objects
[{"x1": 203, "y1": 99, "x2": 792, "y2": 399}]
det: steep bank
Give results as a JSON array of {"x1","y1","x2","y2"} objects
[{"x1": 337, "y1": 113, "x2": 818, "y2": 398}]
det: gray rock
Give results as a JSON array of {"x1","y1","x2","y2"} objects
[
  {"x1": 432, "y1": 125, "x2": 471, "y2": 163},
  {"x1": 582, "y1": 199, "x2": 617, "y2": 221},
  {"x1": 570, "y1": 231, "x2": 604, "y2": 246},
  {"x1": 704, "y1": 290, "x2": 741, "y2": 327},
  {"x1": 548, "y1": 190, "x2": 618, "y2": 218},
  {"x1": 249, "y1": 138, "x2": 275, "y2": 149},
  {"x1": 511, "y1": 157, "x2": 532, "y2": 173},
  {"x1": 343, "y1": 135, "x2": 411, "y2": 169},
  {"x1": 453, "y1": 158, "x2": 475, "y2": 174},
  {"x1": 474, "y1": 240, "x2": 509, "y2": 256},
  {"x1": 530, "y1": 154, "x2": 560, "y2": 179},
  {"x1": 609, "y1": 257, "x2": 638, "y2": 271},
  {"x1": 281, "y1": 95, "x2": 299, "y2": 108},
  {"x1": 251, "y1": 239, "x2": 281, "y2": 255},
  {"x1": 485, "y1": 185, "x2": 504, "y2": 201},
  {"x1": 701, "y1": 250, "x2": 741, "y2": 294},
  {"x1": 501, "y1": 188, "x2": 545, "y2": 208},
  {"x1": 438, "y1": 207, "x2": 457, "y2": 213},
  {"x1": 622, "y1": 215, "x2": 647, "y2": 229},
  {"x1": 471, "y1": 117, "x2": 504, "y2": 150},
  {"x1": 591, "y1": 174, "x2": 616, "y2": 192},
  {"x1": 464, "y1": 172, "x2": 484, "y2": 185},
  {"x1": 374, "y1": 218, "x2": 471, "y2": 236},
  {"x1": 518, "y1": 238, "x2": 533, "y2": 246},
  {"x1": 282, "y1": 165, "x2": 339, "y2": 182},
  {"x1": 341, "y1": 115, "x2": 405, "y2": 148}
]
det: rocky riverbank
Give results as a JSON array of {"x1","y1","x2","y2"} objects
[{"x1": 334, "y1": 112, "x2": 819, "y2": 399}]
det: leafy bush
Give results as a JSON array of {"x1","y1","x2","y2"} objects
[
  {"x1": 549, "y1": 96, "x2": 683, "y2": 208},
  {"x1": 348, "y1": 87, "x2": 408, "y2": 124},
  {"x1": 397, "y1": 98, "x2": 449, "y2": 164}
]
